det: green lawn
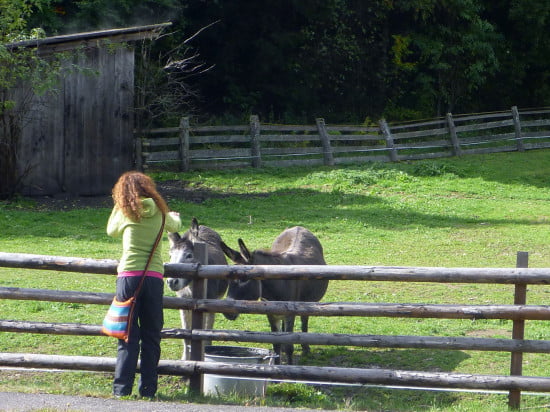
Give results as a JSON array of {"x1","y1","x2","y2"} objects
[{"x1": 1, "y1": 150, "x2": 550, "y2": 411}]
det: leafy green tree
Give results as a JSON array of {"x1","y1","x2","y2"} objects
[
  {"x1": 510, "y1": 0, "x2": 550, "y2": 105},
  {"x1": 21, "y1": 0, "x2": 550, "y2": 124},
  {"x1": 480, "y1": 0, "x2": 550, "y2": 109},
  {"x1": 291, "y1": 1, "x2": 390, "y2": 122},
  {"x1": 181, "y1": 0, "x2": 392, "y2": 123},
  {"x1": 386, "y1": 0, "x2": 500, "y2": 117}
]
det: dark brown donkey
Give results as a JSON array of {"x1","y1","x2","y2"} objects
[{"x1": 220, "y1": 226, "x2": 329, "y2": 364}]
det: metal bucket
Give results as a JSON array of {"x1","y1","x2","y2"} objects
[{"x1": 203, "y1": 345, "x2": 273, "y2": 397}]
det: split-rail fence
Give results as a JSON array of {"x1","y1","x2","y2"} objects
[
  {"x1": 0, "y1": 249, "x2": 550, "y2": 410},
  {"x1": 135, "y1": 107, "x2": 550, "y2": 171}
]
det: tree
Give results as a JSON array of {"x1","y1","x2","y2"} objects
[
  {"x1": 134, "y1": 22, "x2": 216, "y2": 130},
  {"x1": 180, "y1": 0, "x2": 391, "y2": 123},
  {"x1": 22, "y1": 1, "x2": 550, "y2": 124},
  {"x1": 480, "y1": 0, "x2": 550, "y2": 109},
  {"x1": 387, "y1": 0, "x2": 500, "y2": 117}
]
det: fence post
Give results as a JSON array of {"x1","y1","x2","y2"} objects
[
  {"x1": 446, "y1": 113, "x2": 462, "y2": 156},
  {"x1": 379, "y1": 119, "x2": 398, "y2": 162},
  {"x1": 188, "y1": 241, "x2": 208, "y2": 394},
  {"x1": 316, "y1": 118, "x2": 334, "y2": 166},
  {"x1": 508, "y1": 251, "x2": 528, "y2": 410},
  {"x1": 511, "y1": 106, "x2": 525, "y2": 152},
  {"x1": 250, "y1": 115, "x2": 262, "y2": 168},
  {"x1": 179, "y1": 117, "x2": 190, "y2": 172}
]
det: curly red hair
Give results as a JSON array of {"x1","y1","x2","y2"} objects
[{"x1": 111, "y1": 171, "x2": 169, "y2": 222}]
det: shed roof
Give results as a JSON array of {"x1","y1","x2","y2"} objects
[{"x1": 7, "y1": 23, "x2": 171, "y2": 53}]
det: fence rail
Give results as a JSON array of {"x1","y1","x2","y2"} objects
[
  {"x1": 135, "y1": 107, "x2": 550, "y2": 171},
  {"x1": 0, "y1": 251, "x2": 549, "y2": 409}
]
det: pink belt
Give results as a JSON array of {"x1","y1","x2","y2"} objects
[{"x1": 117, "y1": 270, "x2": 164, "y2": 280}]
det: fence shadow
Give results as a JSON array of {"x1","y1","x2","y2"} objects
[
  {"x1": 299, "y1": 346, "x2": 471, "y2": 410},
  {"x1": 303, "y1": 346, "x2": 470, "y2": 373}
]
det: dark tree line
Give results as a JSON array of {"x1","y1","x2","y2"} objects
[{"x1": 27, "y1": 0, "x2": 550, "y2": 123}]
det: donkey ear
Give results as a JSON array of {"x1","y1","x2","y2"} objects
[
  {"x1": 168, "y1": 232, "x2": 181, "y2": 246},
  {"x1": 220, "y1": 241, "x2": 244, "y2": 263},
  {"x1": 191, "y1": 217, "x2": 200, "y2": 237},
  {"x1": 238, "y1": 238, "x2": 252, "y2": 263}
]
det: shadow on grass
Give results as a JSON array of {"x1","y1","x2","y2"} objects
[
  {"x1": 181, "y1": 188, "x2": 547, "y2": 234},
  {"x1": 296, "y1": 346, "x2": 471, "y2": 411}
]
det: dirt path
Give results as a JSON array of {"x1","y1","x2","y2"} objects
[{"x1": 24, "y1": 180, "x2": 225, "y2": 211}]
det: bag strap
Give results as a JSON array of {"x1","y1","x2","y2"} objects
[{"x1": 133, "y1": 212, "x2": 166, "y2": 298}]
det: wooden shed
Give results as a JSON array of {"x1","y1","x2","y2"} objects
[{"x1": 8, "y1": 23, "x2": 169, "y2": 196}]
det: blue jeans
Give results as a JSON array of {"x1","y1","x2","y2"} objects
[{"x1": 112, "y1": 275, "x2": 164, "y2": 397}]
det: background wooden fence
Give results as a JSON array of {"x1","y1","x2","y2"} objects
[
  {"x1": 135, "y1": 107, "x2": 550, "y2": 171},
  {"x1": 1, "y1": 251, "x2": 550, "y2": 409}
]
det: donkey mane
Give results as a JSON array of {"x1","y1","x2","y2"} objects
[{"x1": 194, "y1": 226, "x2": 224, "y2": 245}]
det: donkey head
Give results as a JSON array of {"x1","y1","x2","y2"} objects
[
  {"x1": 166, "y1": 219, "x2": 201, "y2": 292},
  {"x1": 220, "y1": 239, "x2": 262, "y2": 320}
]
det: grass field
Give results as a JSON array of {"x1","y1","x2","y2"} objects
[{"x1": 1, "y1": 150, "x2": 550, "y2": 411}]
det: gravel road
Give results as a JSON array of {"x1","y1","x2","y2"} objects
[{"x1": 0, "y1": 391, "x2": 334, "y2": 412}]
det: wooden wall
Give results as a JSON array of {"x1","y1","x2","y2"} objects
[{"x1": 17, "y1": 45, "x2": 134, "y2": 196}]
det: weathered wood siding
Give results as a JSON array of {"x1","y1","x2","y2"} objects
[{"x1": 18, "y1": 46, "x2": 134, "y2": 195}]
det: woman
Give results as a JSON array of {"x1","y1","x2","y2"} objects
[{"x1": 107, "y1": 171, "x2": 182, "y2": 398}]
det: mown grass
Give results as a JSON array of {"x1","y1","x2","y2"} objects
[{"x1": 1, "y1": 150, "x2": 550, "y2": 411}]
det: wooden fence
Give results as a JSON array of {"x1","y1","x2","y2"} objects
[
  {"x1": 1, "y1": 250, "x2": 550, "y2": 409},
  {"x1": 135, "y1": 107, "x2": 550, "y2": 171}
]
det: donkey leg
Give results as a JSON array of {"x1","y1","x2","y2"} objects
[
  {"x1": 300, "y1": 315, "x2": 311, "y2": 356},
  {"x1": 283, "y1": 315, "x2": 296, "y2": 365},
  {"x1": 267, "y1": 315, "x2": 282, "y2": 365},
  {"x1": 176, "y1": 287, "x2": 193, "y2": 360},
  {"x1": 203, "y1": 312, "x2": 215, "y2": 346},
  {"x1": 180, "y1": 308, "x2": 192, "y2": 360}
]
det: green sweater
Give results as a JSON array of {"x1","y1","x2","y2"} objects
[{"x1": 107, "y1": 198, "x2": 182, "y2": 274}]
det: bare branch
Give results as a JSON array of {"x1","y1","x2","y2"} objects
[{"x1": 183, "y1": 20, "x2": 221, "y2": 44}]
